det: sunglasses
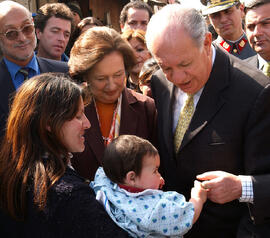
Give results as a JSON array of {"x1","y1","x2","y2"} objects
[{"x1": 0, "y1": 24, "x2": 35, "y2": 41}]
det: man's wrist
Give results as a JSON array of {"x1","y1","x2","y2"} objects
[{"x1": 238, "y1": 175, "x2": 253, "y2": 203}]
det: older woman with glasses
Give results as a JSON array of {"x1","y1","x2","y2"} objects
[{"x1": 68, "y1": 26, "x2": 157, "y2": 180}]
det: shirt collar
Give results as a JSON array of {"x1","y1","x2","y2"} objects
[
  {"x1": 211, "y1": 44, "x2": 216, "y2": 66},
  {"x1": 4, "y1": 54, "x2": 39, "y2": 78},
  {"x1": 34, "y1": 51, "x2": 69, "y2": 62},
  {"x1": 61, "y1": 53, "x2": 69, "y2": 62},
  {"x1": 258, "y1": 54, "x2": 268, "y2": 70},
  {"x1": 217, "y1": 32, "x2": 245, "y2": 44}
]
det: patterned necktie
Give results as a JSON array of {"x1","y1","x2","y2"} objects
[
  {"x1": 19, "y1": 68, "x2": 29, "y2": 81},
  {"x1": 263, "y1": 62, "x2": 270, "y2": 77},
  {"x1": 174, "y1": 94, "x2": 195, "y2": 153}
]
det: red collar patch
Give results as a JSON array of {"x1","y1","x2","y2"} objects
[{"x1": 218, "y1": 38, "x2": 247, "y2": 54}]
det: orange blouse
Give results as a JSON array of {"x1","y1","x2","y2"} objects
[{"x1": 95, "y1": 101, "x2": 116, "y2": 138}]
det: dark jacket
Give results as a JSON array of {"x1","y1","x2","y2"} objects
[
  {"x1": 0, "y1": 57, "x2": 68, "y2": 138},
  {"x1": 151, "y1": 45, "x2": 270, "y2": 238},
  {"x1": 0, "y1": 167, "x2": 129, "y2": 238},
  {"x1": 71, "y1": 87, "x2": 157, "y2": 180}
]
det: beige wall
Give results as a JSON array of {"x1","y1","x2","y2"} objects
[
  {"x1": 13, "y1": 0, "x2": 57, "y2": 13},
  {"x1": 13, "y1": 0, "x2": 36, "y2": 12}
]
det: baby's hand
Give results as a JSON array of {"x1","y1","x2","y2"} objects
[{"x1": 191, "y1": 180, "x2": 207, "y2": 203}]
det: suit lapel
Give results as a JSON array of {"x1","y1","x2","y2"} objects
[
  {"x1": 180, "y1": 46, "x2": 229, "y2": 150},
  {"x1": 84, "y1": 102, "x2": 105, "y2": 164},
  {"x1": 119, "y1": 88, "x2": 139, "y2": 134},
  {"x1": 85, "y1": 88, "x2": 139, "y2": 163},
  {"x1": 37, "y1": 57, "x2": 46, "y2": 73},
  {"x1": 0, "y1": 60, "x2": 16, "y2": 114},
  {"x1": 153, "y1": 70, "x2": 175, "y2": 156},
  {"x1": 161, "y1": 80, "x2": 175, "y2": 153}
]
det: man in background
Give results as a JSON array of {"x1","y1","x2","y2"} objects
[
  {"x1": 244, "y1": 0, "x2": 270, "y2": 77},
  {"x1": 119, "y1": 0, "x2": 153, "y2": 32},
  {"x1": 34, "y1": 3, "x2": 74, "y2": 62},
  {"x1": 66, "y1": 1, "x2": 83, "y2": 26},
  {"x1": 0, "y1": 1, "x2": 68, "y2": 138}
]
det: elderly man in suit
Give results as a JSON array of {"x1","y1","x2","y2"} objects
[
  {"x1": 146, "y1": 4, "x2": 270, "y2": 238},
  {"x1": 0, "y1": 1, "x2": 68, "y2": 138},
  {"x1": 244, "y1": 0, "x2": 270, "y2": 77}
]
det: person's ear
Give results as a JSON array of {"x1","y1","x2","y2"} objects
[
  {"x1": 46, "y1": 125, "x2": 51, "y2": 132},
  {"x1": 35, "y1": 28, "x2": 42, "y2": 40},
  {"x1": 204, "y1": 32, "x2": 212, "y2": 55},
  {"x1": 239, "y1": 3, "x2": 245, "y2": 19},
  {"x1": 124, "y1": 171, "x2": 136, "y2": 186}
]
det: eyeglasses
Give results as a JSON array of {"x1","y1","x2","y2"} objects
[{"x1": 0, "y1": 24, "x2": 35, "y2": 41}]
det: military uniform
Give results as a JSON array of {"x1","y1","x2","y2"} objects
[
  {"x1": 201, "y1": 0, "x2": 256, "y2": 60},
  {"x1": 214, "y1": 34, "x2": 256, "y2": 60}
]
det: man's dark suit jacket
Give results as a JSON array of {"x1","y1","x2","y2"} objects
[
  {"x1": 71, "y1": 87, "x2": 157, "y2": 180},
  {"x1": 151, "y1": 45, "x2": 270, "y2": 238},
  {"x1": 0, "y1": 57, "x2": 68, "y2": 138}
]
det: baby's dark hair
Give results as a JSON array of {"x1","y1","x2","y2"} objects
[{"x1": 102, "y1": 135, "x2": 158, "y2": 184}]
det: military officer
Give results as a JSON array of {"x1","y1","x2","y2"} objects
[{"x1": 201, "y1": 0, "x2": 256, "y2": 59}]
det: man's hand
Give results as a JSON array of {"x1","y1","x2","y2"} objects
[{"x1": 197, "y1": 171, "x2": 242, "y2": 204}]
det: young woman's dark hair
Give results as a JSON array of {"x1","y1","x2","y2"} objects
[
  {"x1": 0, "y1": 73, "x2": 82, "y2": 219},
  {"x1": 0, "y1": 73, "x2": 130, "y2": 238}
]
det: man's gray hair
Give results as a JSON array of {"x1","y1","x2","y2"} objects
[{"x1": 146, "y1": 4, "x2": 208, "y2": 53}]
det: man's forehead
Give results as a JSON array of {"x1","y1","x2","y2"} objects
[
  {"x1": 0, "y1": 6, "x2": 30, "y2": 26},
  {"x1": 45, "y1": 16, "x2": 71, "y2": 32},
  {"x1": 46, "y1": 16, "x2": 72, "y2": 27},
  {"x1": 127, "y1": 8, "x2": 149, "y2": 18},
  {"x1": 1, "y1": 16, "x2": 31, "y2": 29},
  {"x1": 0, "y1": 2, "x2": 28, "y2": 16},
  {"x1": 209, "y1": 5, "x2": 235, "y2": 16}
]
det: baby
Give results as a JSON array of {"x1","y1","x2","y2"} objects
[{"x1": 91, "y1": 135, "x2": 207, "y2": 237}]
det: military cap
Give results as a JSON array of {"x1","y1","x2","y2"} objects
[
  {"x1": 201, "y1": 0, "x2": 240, "y2": 15},
  {"x1": 244, "y1": 0, "x2": 270, "y2": 8}
]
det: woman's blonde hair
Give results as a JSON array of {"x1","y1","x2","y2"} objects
[{"x1": 121, "y1": 28, "x2": 147, "y2": 45}]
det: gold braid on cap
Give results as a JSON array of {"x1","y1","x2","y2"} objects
[{"x1": 202, "y1": 0, "x2": 238, "y2": 7}]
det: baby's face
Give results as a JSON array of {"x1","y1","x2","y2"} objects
[{"x1": 134, "y1": 154, "x2": 164, "y2": 190}]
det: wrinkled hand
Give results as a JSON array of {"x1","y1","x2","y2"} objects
[
  {"x1": 196, "y1": 171, "x2": 242, "y2": 204},
  {"x1": 191, "y1": 180, "x2": 207, "y2": 203}
]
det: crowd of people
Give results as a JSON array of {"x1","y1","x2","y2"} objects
[{"x1": 0, "y1": 0, "x2": 270, "y2": 237}]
